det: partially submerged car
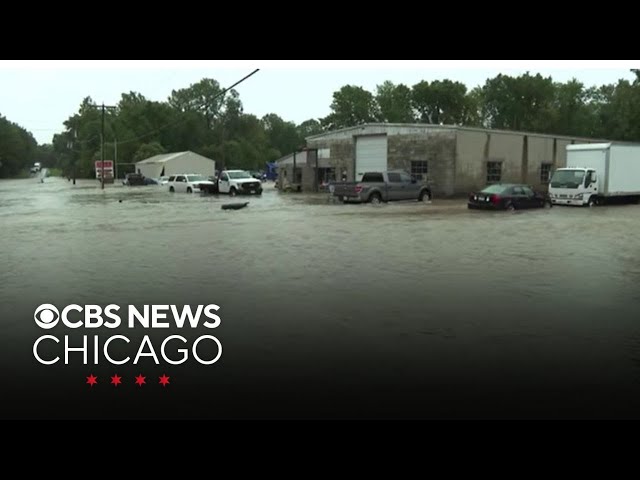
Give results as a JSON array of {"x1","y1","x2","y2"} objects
[{"x1": 468, "y1": 184, "x2": 552, "y2": 211}]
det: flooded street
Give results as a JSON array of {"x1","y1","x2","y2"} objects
[{"x1": 2, "y1": 176, "x2": 640, "y2": 418}]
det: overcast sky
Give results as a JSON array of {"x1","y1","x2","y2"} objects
[{"x1": 0, "y1": 60, "x2": 637, "y2": 145}]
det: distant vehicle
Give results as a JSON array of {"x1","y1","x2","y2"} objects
[
  {"x1": 166, "y1": 174, "x2": 214, "y2": 193},
  {"x1": 330, "y1": 170, "x2": 432, "y2": 204},
  {"x1": 123, "y1": 173, "x2": 146, "y2": 186},
  {"x1": 30, "y1": 162, "x2": 42, "y2": 174},
  {"x1": 157, "y1": 176, "x2": 170, "y2": 185},
  {"x1": 548, "y1": 143, "x2": 640, "y2": 206},
  {"x1": 468, "y1": 184, "x2": 552, "y2": 211},
  {"x1": 216, "y1": 170, "x2": 263, "y2": 196}
]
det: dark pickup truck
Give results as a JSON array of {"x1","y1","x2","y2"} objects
[{"x1": 330, "y1": 171, "x2": 432, "y2": 204}]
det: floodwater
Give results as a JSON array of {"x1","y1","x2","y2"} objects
[{"x1": 2, "y1": 176, "x2": 640, "y2": 419}]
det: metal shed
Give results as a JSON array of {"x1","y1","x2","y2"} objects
[{"x1": 135, "y1": 151, "x2": 216, "y2": 179}]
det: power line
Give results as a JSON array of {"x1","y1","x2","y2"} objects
[
  {"x1": 61, "y1": 69, "x2": 261, "y2": 173},
  {"x1": 114, "y1": 68, "x2": 260, "y2": 146}
]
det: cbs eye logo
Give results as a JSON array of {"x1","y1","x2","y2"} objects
[{"x1": 34, "y1": 304, "x2": 60, "y2": 329}]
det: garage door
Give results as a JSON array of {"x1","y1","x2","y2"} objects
[{"x1": 355, "y1": 135, "x2": 387, "y2": 182}]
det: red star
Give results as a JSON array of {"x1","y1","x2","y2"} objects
[
  {"x1": 111, "y1": 374, "x2": 122, "y2": 387},
  {"x1": 134, "y1": 374, "x2": 146, "y2": 387},
  {"x1": 159, "y1": 374, "x2": 170, "y2": 387},
  {"x1": 86, "y1": 374, "x2": 98, "y2": 387}
]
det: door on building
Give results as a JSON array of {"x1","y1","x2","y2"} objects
[{"x1": 355, "y1": 135, "x2": 388, "y2": 182}]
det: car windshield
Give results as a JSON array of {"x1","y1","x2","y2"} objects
[
  {"x1": 187, "y1": 175, "x2": 207, "y2": 182},
  {"x1": 227, "y1": 171, "x2": 252, "y2": 179},
  {"x1": 480, "y1": 185, "x2": 509, "y2": 194},
  {"x1": 550, "y1": 169, "x2": 585, "y2": 189}
]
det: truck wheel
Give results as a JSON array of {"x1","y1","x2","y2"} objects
[
  {"x1": 229, "y1": 187, "x2": 237, "y2": 197},
  {"x1": 369, "y1": 193, "x2": 382, "y2": 205},
  {"x1": 419, "y1": 190, "x2": 432, "y2": 203},
  {"x1": 187, "y1": 187, "x2": 193, "y2": 193},
  {"x1": 169, "y1": 187, "x2": 175, "y2": 192},
  {"x1": 588, "y1": 197, "x2": 597, "y2": 207}
]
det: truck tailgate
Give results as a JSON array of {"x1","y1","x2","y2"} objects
[{"x1": 331, "y1": 183, "x2": 359, "y2": 197}]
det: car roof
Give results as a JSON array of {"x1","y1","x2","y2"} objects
[{"x1": 484, "y1": 183, "x2": 530, "y2": 188}]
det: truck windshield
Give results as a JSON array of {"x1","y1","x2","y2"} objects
[
  {"x1": 187, "y1": 175, "x2": 207, "y2": 182},
  {"x1": 550, "y1": 170, "x2": 585, "y2": 189},
  {"x1": 227, "y1": 171, "x2": 253, "y2": 179}
]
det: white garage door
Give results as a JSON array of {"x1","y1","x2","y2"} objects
[{"x1": 355, "y1": 135, "x2": 387, "y2": 182}]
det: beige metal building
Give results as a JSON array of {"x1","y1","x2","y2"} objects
[
  {"x1": 281, "y1": 123, "x2": 612, "y2": 196},
  {"x1": 135, "y1": 151, "x2": 216, "y2": 179}
]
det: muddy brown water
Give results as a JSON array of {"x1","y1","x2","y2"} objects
[{"x1": 2, "y1": 177, "x2": 640, "y2": 419}]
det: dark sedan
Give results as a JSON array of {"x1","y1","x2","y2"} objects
[{"x1": 468, "y1": 184, "x2": 552, "y2": 211}]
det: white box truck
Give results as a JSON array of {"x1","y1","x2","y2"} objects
[{"x1": 548, "y1": 143, "x2": 640, "y2": 206}]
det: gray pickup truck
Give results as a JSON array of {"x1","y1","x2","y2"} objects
[{"x1": 331, "y1": 170, "x2": 432, "y2": 204}]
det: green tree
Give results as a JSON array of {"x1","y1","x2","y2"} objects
[
  {"x1": 0, "y1": 114, "x2": 38, "y2": 177},
  {"x1": 297, "y1": 118, "x2": 323, "y2": 138},
  {"x1": 480, "y1": 73, "x2": 555, "y2": 131},
  {"x1": 168, "y1": 78, "x2": 241, "y2": 129},
  {"x1": 261, "y1": 113, "x2": 302, "y2": 159},
  {"x1": 321, "y1": 85, "x2": 380, "y2": 130},
  {"x1": 376, "y1": 81, "x2": 415, "y2": 123},
  {"x1": 412, "y1": 79, "x2": 469, "y2": 125},
  {"x1": 133, "y1": 142, "x2": 166, "y2": 162}
]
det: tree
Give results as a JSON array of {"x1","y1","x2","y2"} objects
[
  {"x1": 261, "y1": 113, "x2": 302, "y2": 159},
  {"x1": 297, "y1": 119, "x2": 323, "y2": 138},
  {"x1": 133, "y1": 142, "x2": 166, "y2": 162},
  {"x1": 411, "y1": 79, "x2": 469, "y2": 125},
  {"x1": 168, "y1": 78, "x2": 241, "y2": 129},
  {"x1": 0, "y1": 114, "x2": 38, "y2": 177},
  {"x1": 480, "y1": 73, "x2": 555, "y2": 131},
  {"x1": 321, "y1": 85, "x2": 380, "y2": 130},
  {"x1": 376, "y1": 81, "x2": 415, "y2": 123}
]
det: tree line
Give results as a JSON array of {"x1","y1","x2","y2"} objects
[{"x1": 1, "y1": 70, "x2": 640, "y2": 179}]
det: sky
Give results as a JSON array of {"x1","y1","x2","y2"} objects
[{"x1": 0, "y1": 60, "x2": 638, "y2": 145}]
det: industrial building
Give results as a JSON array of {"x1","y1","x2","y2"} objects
[
  {"x1": 276, "y1": 124, "x2": 611, "y2": 196},
  {"x1": 135, "y1": 151, "x2": 216, "y2": 179}
]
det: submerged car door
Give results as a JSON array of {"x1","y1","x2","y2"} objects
[
  {"x1": 521, "y1": 186, "x2": 539, "y2": 208},
  {"x1": 510, "y1": 186, "x2": 529, "y2": 208},
  {"x1": 175, "y1": 175, "x2": 187, "y2": 192},
  {"x1": 386, "y1": 172, "x2": 404, "y2": 201},
  {"x1": 400, "y1": 172, "x2": 420, "y2": 200},
  {"x1": 218, "y1": 172, "x2": 230, "y2": 193}
]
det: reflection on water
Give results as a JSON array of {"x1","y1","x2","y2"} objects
[{"x1": 2, "y1": 176, "x2": 640, "y2": 418}]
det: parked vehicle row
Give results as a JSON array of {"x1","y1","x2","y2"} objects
[
  {"x1": 332, "y1": 142, "x2": 640, "y2": 212},
  {"x1": 120, "y1": 169, "x2": 264, "y2": 197}
]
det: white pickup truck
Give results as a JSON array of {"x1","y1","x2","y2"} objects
[{"x1": 205, "y1": 170, "x2": 263, "y2": 196}]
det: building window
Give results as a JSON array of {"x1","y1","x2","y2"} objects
[
  {"x1": 411, "y1": 161, "x2": 428, "y2": 181},
  {"x1": 540, "y1": 163, "x2": 552, "y2": 183},
  {"x1": 318, "y1": 167, "x2": 335, "y2": 184},
  {"x1": 486, "y1": 161, "x2": 502, "y2": 183}
]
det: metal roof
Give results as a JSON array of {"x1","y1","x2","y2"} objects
[
  {"x1": 135, "y1": 151, "x2": 216, "y2": 165},
  {"x1": 305, "y1": 122, "x2": 619, "y2": 143}
]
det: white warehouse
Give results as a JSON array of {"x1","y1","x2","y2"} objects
[{"x1": 135, "y1": 151, "x2": 216, "y2": 178}]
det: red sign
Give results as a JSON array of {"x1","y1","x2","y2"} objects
[{"x1": 95, "y1": 161, "x2": 114, "y2": 170}]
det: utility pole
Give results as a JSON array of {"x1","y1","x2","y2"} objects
[
  {"x1": 101, "y1": 104, "x2": 105, "y2": 189},
  {"x1": 99, "y1": 103, "x2": 117, "y2": 190},
  {"x1": 114, "y1": 138, "x2": 118, "y2": 180}
]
